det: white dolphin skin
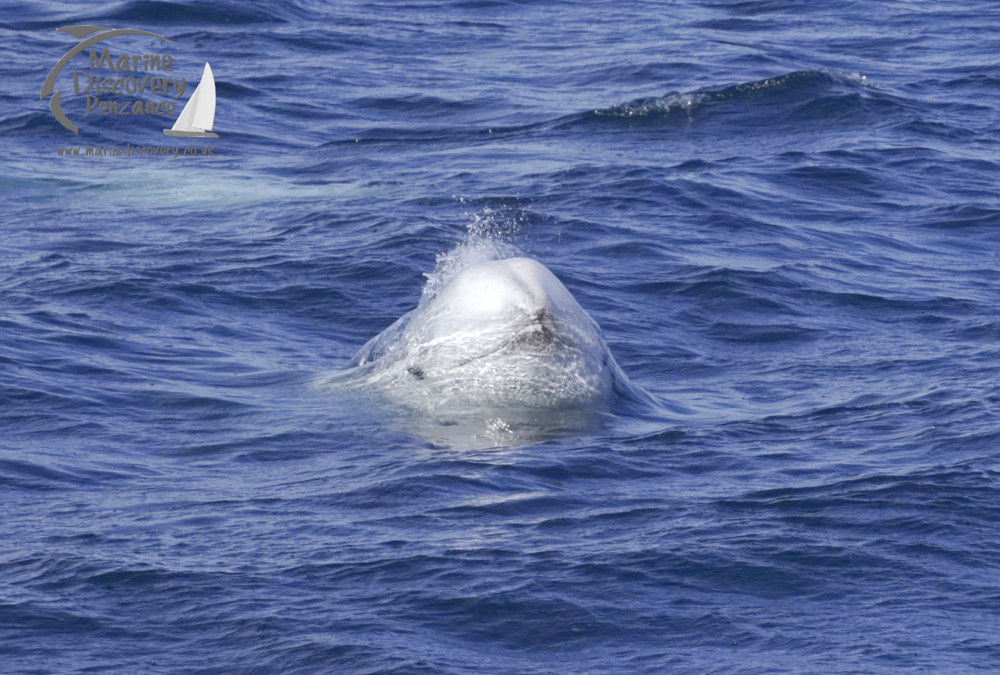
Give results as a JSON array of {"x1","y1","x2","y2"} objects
[{"x1": 345, "y1": 257, "x2": 632, "y2": 411}]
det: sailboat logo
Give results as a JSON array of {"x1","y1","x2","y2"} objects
[{"x1": 165, "y1": 62, "x2": 219, "y2": 138}]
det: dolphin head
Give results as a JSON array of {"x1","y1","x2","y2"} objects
[
  {"x1": 403, "y1": 258, "x2": 590, "y2": 360},
  {"x1": 333, "y1": 257, "x2": 642, "y2": 424},
  {"x1": 318, "y1": 256, "x2": 654, "y2": 447},
  {"x1": 346, "y1": 258, "x2": 619, "y2": 410}
]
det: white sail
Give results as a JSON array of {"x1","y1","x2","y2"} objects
[
  {"x1": 165, "y1": 62, "x2": 219, "y2": 138},
  {"x1": 170, "y1": 83, "x2": 199, "y2": 131},
  {"x1": 190, "y1": 62, "x2": 215, "y2": 131}
]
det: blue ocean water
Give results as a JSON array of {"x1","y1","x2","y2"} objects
[{"x1": 2, "y1": 0, "x2": 1000, "y2": 672}]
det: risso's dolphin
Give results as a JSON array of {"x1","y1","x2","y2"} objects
[{"x1": 319, "y1": 257, "x2": 651, "y2": 447}]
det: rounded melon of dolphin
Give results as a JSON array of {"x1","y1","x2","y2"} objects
[{"x1": 342, "y1": 257, "x2": 636, "y2": 412}]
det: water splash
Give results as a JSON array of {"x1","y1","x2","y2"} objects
[
  {"x1": 594, "y1": 92, "x2": 706, "y2": 120},
  {"x1": 417, "y1": 206, "x2": 522, "y2": 306}
]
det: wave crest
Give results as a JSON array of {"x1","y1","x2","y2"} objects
[{"x1": 567, "y1": 70, "x2": 881, "y2": 128}]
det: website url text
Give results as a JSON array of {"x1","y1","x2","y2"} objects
[{"x1": 56, "y1": 144, "x2": 216, "y2": 158}]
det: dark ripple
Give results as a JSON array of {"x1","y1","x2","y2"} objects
[
  {"x1": 0, "y1": 458, "x2": 131, "y2": 491},
  {"x1": 95, "y1": 0, "x2": 288, "y2": 25},
  {"x1": 350, "y1": 93, "x2": 489, "y2": 116}
]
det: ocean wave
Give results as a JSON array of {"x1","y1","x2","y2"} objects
[
  {"x1": 550, "y1": 70, "x2": 899, "y2": 130},
  {"x1": 325, "y1": 71, "x2": 899, "y2": 146},
  {"x1": 93, "y1": 0, "x2": 289, "y2": 25}
]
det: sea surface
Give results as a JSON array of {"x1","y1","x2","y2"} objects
[{"x1": 2, "y1": 0, "x2": 1000, "y2": 672}]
